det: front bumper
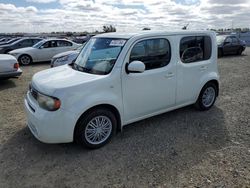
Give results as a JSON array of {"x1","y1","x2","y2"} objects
[
  {"x1": 0, "y1": 68, "x2": 22, "y2": 78},
  {"x1": 24, "y1": 90, "x2": 77, "y2": 143}
]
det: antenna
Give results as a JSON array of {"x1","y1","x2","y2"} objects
[{"x1": 182, "y1": 23, "x2": 189, "y2": 30}]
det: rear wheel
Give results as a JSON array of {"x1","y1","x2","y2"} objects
[
  {"x1": 18, "y1": 54, "x2": 32, "y2": 65},
  {"x1": 75, "y1": 108, "x2": 117, "y2": 149},
  {"x1": 195, "y1": 82, "x2": 218, "y2": 111}
]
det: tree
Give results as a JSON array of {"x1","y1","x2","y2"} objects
[
  {"x1": 103, "y1": 25, "x2": 116, "y2": 33},
  {"x1": 142, "y1": 27, "x2": 151, "y2": 30}
]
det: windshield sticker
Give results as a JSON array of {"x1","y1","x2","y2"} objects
[{"x1": 109, "y1": 40, "x2": 126, "y2": 46}]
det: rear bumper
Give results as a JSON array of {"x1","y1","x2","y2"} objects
[{"x1": 0, "y1": 68, "x2": 22, "y2": 78}]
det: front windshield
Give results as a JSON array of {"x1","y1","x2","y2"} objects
[
  {"x1": 216, "y1": 36, "x2": 226, "y2": 44},
  {"x1": 33, "y1": 40, "x2": 45, "y2": 48},
  {"x1": 74, "y1": 38, "x2": 127, "y2": 75}
]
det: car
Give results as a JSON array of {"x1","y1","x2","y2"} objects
[
  {"x1": 0, "y1": 37, "x2": 12, "y2": 43},
  {"x1": 25, "y1": 31, "x2": 219, "y2": 149},
  {"x1": 9, "y1": 39, "x2": 80, "y2": 65},
  {"x1": 0, "y1": 54, "x2": 22, "y2": 79},
  {"x1": 0, "y1": 37, "x2": 21, "y2": 46},
  {"x1": 0, "y1": 37, "x2": 42, "y2": 54},
  {"x1": 217, "y1": 35, "x2": 246, "y2": 57},
  {"x1": 50, "y1": 45, "x2": 84, "y2": 67}
]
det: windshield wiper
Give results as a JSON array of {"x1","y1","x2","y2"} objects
[{"x1": 72, "y1": 63, "x2": 92, "y2": 73}]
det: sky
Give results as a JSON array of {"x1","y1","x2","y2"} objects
[{"x1": 0, "y1": 0, "x2": 249, "y2": 33}]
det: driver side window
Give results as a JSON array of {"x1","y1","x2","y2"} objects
[
  {"x1": 225, "y1": 37, "x2": 232, "y2": 44},
  {"x1": 130, "y1": 38, "x2": 171, "y2": 70}
]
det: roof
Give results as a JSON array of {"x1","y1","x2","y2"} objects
[{"x1": 95, "y1": 30, "x2": 215, "y2": 39}]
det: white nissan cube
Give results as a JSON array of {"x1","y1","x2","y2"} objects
[{"x1": 25, "y1": 31, "x2": 219, "y2": 149}]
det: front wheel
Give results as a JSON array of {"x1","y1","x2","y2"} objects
[
  {"x1": 237, "y1": 47, "x2": 243, "y2": 55},
  {"x1": 195, "y1": 83, "x2": 218, "y2": 111},
  {"x1": 75, "y1": 108, "x2": 117, "y2": 149},
  {"x1": 18, "y1": 54, "x2": 32, "y2": 65}
]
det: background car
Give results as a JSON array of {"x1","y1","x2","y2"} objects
[
  {"x1": 0, "y1": 37, "x2": 21, "y2": 46},
  {"x1": 0, "y1": 54, "x2": 22, "y2": 79},
  {"x1": 9, "y1": 39, "x2": 81, "y2": 65},
  {"x1": 217, "y1": 35, "x2": 246, "y2": 57},
  {"x1": 0, "y1": 37, "x2": 43, "y2": 54},
  {"x1": 50, "y1": 45, "x2": 83, "y2": 67}
]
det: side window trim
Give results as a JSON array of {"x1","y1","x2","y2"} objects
[
  {"x1": 129, "y1": 37, "x2": 172, "y2": 71},
  {"x1": 179, "y1": 35, "x2": 212, "y2": 64}
]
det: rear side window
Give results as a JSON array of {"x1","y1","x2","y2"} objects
[
  {"x1": 19, "y1": 39, "x2": 33, "y2": 46},
  {"x1": 130, "y1": 38, "x2": 171, "y2": 70},
  {"x1": 57, "y1": 40, "x2": 73, "y2": 47},
  {"x1": 180, "y1": 36, "x2": 212, "y2": 63}
]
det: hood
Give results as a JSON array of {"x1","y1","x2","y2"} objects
[
  {"x1": 9, "y1": 47, "x2": 35, "y2": 54},
  {"x1": 32, "y1": 65, "x2": 102, "y2": 95},
  {"x1": 53, "y1": 50, "x2": 79, "y2": 59}
]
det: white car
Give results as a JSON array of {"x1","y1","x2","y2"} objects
[
  {"x1": 9, "y1": 39, "x2": 80, "y2": 65},
  {"x1": 25, "y1": 31, "x2": 219, "y2": 149},
  {"x1": 0, "y1": 54, "x2": 22, "y2": 79},
  {"x1": 50, "y1": 45, "x2": 83, "y2": 67}
]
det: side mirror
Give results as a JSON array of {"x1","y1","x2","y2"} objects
[{"x1": 126, "y1": 61, "x2": 145, "y2": 74}]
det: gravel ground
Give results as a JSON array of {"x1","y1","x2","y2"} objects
[{"x1": 0, "y1": 49, "x2": 250, "y2": 188}]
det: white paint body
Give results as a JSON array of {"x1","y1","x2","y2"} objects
[
  {"x1": 9, "y1": 39, "x2": 80, "y2": 63},
  {"x1": 0, "y1": 54, "x2": 22, "y2": 78},
  {"x1": 24, "y1": 31, "x2": 219, "y2": 143}
]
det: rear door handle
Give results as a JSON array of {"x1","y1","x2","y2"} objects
[
  {"x1": 200, "y1": 66, "x2": 208, "y2": 71},
  {"x1": 165, "y1": 72, "x2": 174, "y2": 78}
]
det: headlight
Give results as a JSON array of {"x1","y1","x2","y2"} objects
[
  {"x1": 37, "y1": 92, "x2": 61, "y2": 111},
  {"x1": 57, "y1": 55, "x2": 69, "y2": 62}
]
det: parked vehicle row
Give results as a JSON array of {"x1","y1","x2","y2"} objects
[
  {"x1": 25, "y1": 31, "x2": 220, "y2": 149},
  {"x1": 0, "y1": 38, "x2": 43, "y2": 54}
]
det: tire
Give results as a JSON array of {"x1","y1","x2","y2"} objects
[
  {"x1": 218, "y1": 49, "x2": 223, "y2": 58},
  {"x1": 18, "y1": 54, "x2": 32, "y2": 65},
  {"x1": 237, "y1": 47, "x2": 243, "y2": 55},
  {"x1": 195, "y1": 82, "x2": 218, "y2": 111},
  {"x1": 75, "y1": 108, "x2": 117, "y2": 149}
]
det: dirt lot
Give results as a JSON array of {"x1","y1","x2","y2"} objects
[{"x1": 0, "y1": 49, "x2": 250, "y2": 188}]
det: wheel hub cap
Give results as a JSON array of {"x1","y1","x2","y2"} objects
[
  {"x1": 202, "y1": 87, "x2": 216, "y2": 107},
  {"x1": 85, "y1": 116, "x2": 112, "y2": 145}
]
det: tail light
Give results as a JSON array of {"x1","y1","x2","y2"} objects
[{"x1": 14, "y1": 63, "x2": 19, "y2": 70}]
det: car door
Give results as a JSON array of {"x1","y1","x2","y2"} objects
[
  {"x1": 231, "y1": 36, "x2": 240, "y2": 53},
  {"x1": 223, "y1": 37, "x2": 233, "y2": 54},
  {"x1": 176, "y1": 35, "x2": 213, "y2": 105},
  {"x1": 37, "y1": 41, "x2": 58, "y2": 61},
  {"x1": 56, "y1": 40, "x2": 73, "y2": 54},
  {"x1": 17, "y1": 39, "x2": 33, "y2": 48},
  {"x1": 122, "y1": 37, "x2": 176, "y2": 123}
]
